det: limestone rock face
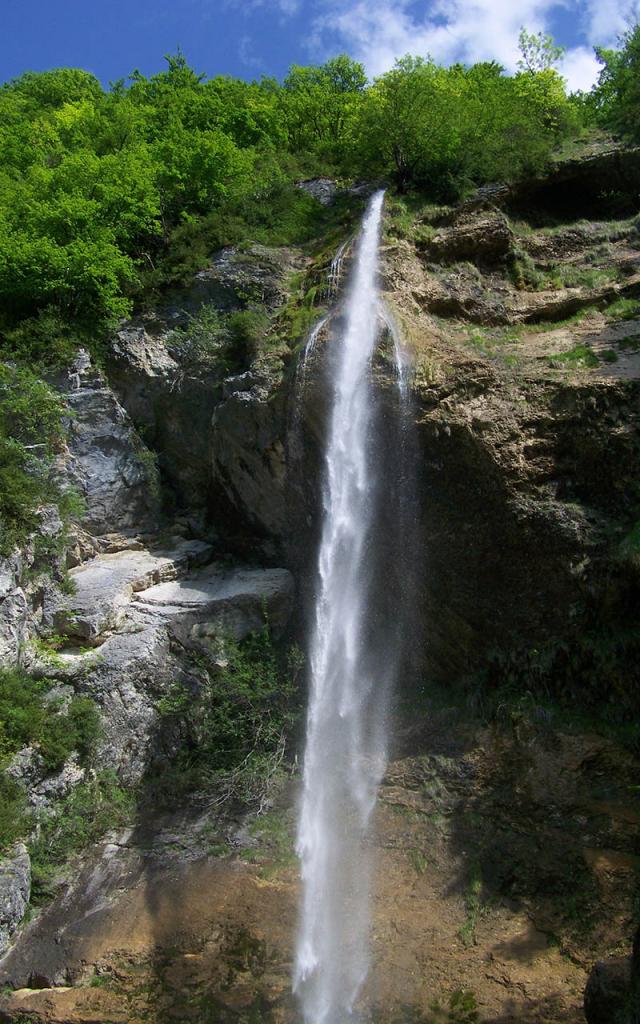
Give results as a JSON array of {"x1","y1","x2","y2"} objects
[
  {"x1": 107, "y1": 245, "x2": 302, "y2": 513},
  {"x1": 426, "y1": 209, "x2": 514, "y2": 264},
  {"x1": 43, "y1": 541, "x2": 294, "y2": 782},
  {"x1": 61, "y1": 352, "x2": 160, "y2": 536},
  {"x1": 0, "y1": 845, "x2": 30, "y2": 957},
  {"x1": 53, "y1": 539, "x2": 213, "y2": 642},
  {"x1": 212, "y1": 370, "x2": 288, "y2": 549},
  {"x1": 0, "y1": 553, "x2": 28, "y2": 666},
  {"x1": 296, "y1": 178, "x2": 340, "y2": 205}
]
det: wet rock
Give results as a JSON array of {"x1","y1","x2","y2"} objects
[{"x1": 0, "y1": 844, "x2": 30, "y2": 956}]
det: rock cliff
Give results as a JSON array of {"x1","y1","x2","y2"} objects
[{"x1": 0, "y1": 153, "x2": 639, "y2": 1024}]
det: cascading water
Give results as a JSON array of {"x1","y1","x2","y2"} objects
[{"x1": 294, "y1": 189, "x2": 394, "y2": 1024}]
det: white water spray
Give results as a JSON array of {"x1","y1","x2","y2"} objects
[{"x1": 294, "y1": 190, "x2": 389, "y2": 1024}]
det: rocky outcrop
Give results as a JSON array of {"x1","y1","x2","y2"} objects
[
  {"x1": 510, "y1": 143, "x2": 640, "y2": 220},
  {"x1": 40, "y1": 540, "x2": 294, "y2": 781},
  {"x1": 296, "y1": 177, "x2": 340, "y2": 206},
  {"x1": 0, "y1": 845, "x2": 30, "y2": 957},
  {"x1": 61, "y1": 351, "x2": 160, "y2": 537},
  {"x1": 424, "y1": 209, "x2": 514, "y2": 265},
  {"x1": 7, "y1": 751, "x2": 85, "y2": 811},
  {"x1": 0, "y1": 507, "x2": 66, "y2": 666},
  {"x1": 211, "y1": 369, "x2": 288, "y2": 551},
  {"x1": 584, "y1": 956, "x2": 632, "y2": 1023},
  {"x1": 53, "y1": 539, "x2": 212, "y2": 642},
  {"x1": 107, "y1": 245, "x2": 303, "y2": 514},
  {"x1": 584, "y1": 926, "x2": 640, "y2": 1024},
  {"x1": 0, "y1": 553, "x2": 30, "y2": 666}
]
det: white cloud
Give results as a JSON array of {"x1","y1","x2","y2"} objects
[
  {"x1": 582, "y1": 0, "x2": 640, "y2": 47},
  {"x1": 559, "y1": 46, "x2": 601, "y2": 91},
  {"x1": 223, "y1": 0, "x2": 301, "y2": 15},
  {"x1": 309, "y1": 0, "x2": 636, "y2": 91},
  {"x1": 239, "y1": 34, "x2": 265, "y2": 70}
]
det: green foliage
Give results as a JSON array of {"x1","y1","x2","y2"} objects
[
  {"x1": 0, "y1": 363, "x2": 70, "y2": 553},
  {"x1": 607, "y1": 297, "x2": 640, "y2": 320},
  {"x1": 517, "y1": 27, "x2": 565, "y2": 74},
  {"x1": 148, "y1": 629, "x2": 302, "y2": 809},
  {"x1": 349, "y1": 55, "x2": 579, "y2": 197},
  {"x1": 0, "y1": 667, "x2": 102, "y2": 853},
  {"x1": 458, "y1": 861, "x2": 485, "y2": 947},
  {"x1": 0, "y1": 667, "x2": 101, "y2": 771},
  {"x1": 29, "y1": 771, "x2": 134, "y2": 902},
  {"x1": 547, "y1": 343, "x2": 600, "y2": 368},
  {"x1": 428, "y1": 990, "x2": 480, "y2": 1024},
  {"x1": 167, "y1": 303, "x2": 271, "y2": 373},
  {"x1": 0, "y1": 44, "x2": 586, "y2": 355},
  {"x1": 0, "y1": 772, "x2": 28, "y2": 854},
  {"x1": 591, "y1": 25, "x2": 640, "y2": 141}
]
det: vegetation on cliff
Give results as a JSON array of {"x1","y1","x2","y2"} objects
[{"x1": 0, "y1": 38, "x2": 594, "y2": 351}]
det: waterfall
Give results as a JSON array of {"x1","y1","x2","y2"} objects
[{"x1": 294, "y1": 189, "x2": 393, "y2": 1024}]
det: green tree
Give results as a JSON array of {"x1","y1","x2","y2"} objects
[
  {"x1": 591, "y1": 25, "x2": 640, "y2": 140},
  {"x1": 517, "y1": 27, "x2": 566, "y2": 73}
]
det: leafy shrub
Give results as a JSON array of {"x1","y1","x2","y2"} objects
[
  {"x1": 0, "y1": 308, "x2": 86, "y2": 370},
  {"x1": 0, "y1": 363, "x2": 69, "y2": 554},
  {"x1": 168, "y1": 304, "x2": 271, "y2": 374},
  {"x1": 0, "y1": 667, "x2": 101, "y2": 771},
  {"x1": 0, "y1": 772, "x2": 28, "y2": 853},
  {"x1": 148, "y1": 628, "x2": 303, "y2": 809},
  {"x1": 29, "y1": 771, "x2": 134, "y2": 902}
]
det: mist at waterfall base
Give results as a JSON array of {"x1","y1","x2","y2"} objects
[{"x1": 293, "y1": 191, "x2": 416, "y2": 1024}]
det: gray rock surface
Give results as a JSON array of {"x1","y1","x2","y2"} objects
[
  {"x1": 43, "y1": 544, "x2": 294, "y2": 781},
  {"x1": 296, "y1": 178, "x2": 340, "y2": 206},
  {"x1": 0, "y1": 556, "x2": 28, "y2": 666},
  {"x1": 61, "y1": 351, "x2": 160, "y2": 536},
  {"x1": 107, "y1": 245, "x2": 302, "y2": 512},
  {"x1": 0, "y1": 508, "x2": 66, "y2": 666},
  {"x1": 0, "y1": 844, "x2": 30, "y2": 956},
  {"x1": 426, "y1": 210, "x2": 514, "y2": 264},
  {"x1": 54, "y1": 539, "x2": 213, "y2": 641},
  {"x1": 6, "y1": 749, "x2": 86, "y2": 810},
  {"x1": 134, "y1": 565, "x2": 294, "y2": 641},
  {"x1": 212, "y1": 370, "x2": 288, "y2": 545}
]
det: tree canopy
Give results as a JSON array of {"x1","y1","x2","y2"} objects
[{"x1": 0, "y1": 34, "x2": 633, "y2": 354}]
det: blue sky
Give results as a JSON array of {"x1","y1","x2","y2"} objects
[{"x1": 3, "y1": 0, "x2": 640, "y2": 92}]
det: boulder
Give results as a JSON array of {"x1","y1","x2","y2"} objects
[
  {"x1": 0, "y1": 844, "x2": 30, "y2": 956},
  {"x1": 584, "y1": 955, "x2": 633, "y2": 1024}
]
